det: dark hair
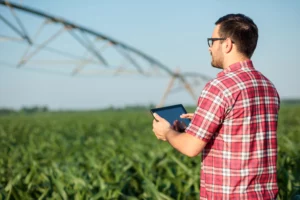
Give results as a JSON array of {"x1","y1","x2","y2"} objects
[{"x1": 215, "y1": 14, "x2": 258, "y2": 58}]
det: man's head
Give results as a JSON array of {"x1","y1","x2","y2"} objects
[{"x1": 208, "y1": 14, "x2": 258, "y2": 69}]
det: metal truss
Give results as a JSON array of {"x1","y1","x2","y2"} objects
[{"x1": 0, "y1": 0, "x2": 212, "y2": 105}]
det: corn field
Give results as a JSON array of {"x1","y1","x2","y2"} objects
[{"x1": 0, "y1": 106, "x2": 299, "y2": 199}]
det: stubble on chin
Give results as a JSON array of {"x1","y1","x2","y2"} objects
[
  {"x1": 210, "y1": 56, "x2": 219, "y2": 69},
  {"x1": 211, "y1": 60, "x2": 222, "y2": 69},
  {"x1": 210, "y1": 54, "x2": 223, "y2": 69},
  {"x1": 211, "y1": 62, "x2": 219, "y2": 69}
]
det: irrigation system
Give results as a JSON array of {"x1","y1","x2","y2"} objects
[{"x1": 0, "y1": 0, "x2": 212, "y2": 106}]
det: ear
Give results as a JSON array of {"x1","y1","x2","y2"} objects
[{"x1": 223, "y1": 38, "x2": 233, "y2": 54}]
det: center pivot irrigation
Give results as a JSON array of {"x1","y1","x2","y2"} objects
[{"x1": 0, "y1": 0, "x2": 212, "y2": 106}]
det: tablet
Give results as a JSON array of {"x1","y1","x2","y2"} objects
[{"x1": 150, "y1": 104, "x2": 191, "y2": 126}]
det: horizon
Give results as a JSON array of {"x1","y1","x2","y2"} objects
[{"x1": 1, "y1": 98, "x2": 300, "y2": 112}]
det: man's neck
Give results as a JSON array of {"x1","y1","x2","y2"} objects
[{"x1": 223, "y1": 54, "x2": 249, "y2": 70}]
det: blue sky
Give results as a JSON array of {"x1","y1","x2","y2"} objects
[{"x1": 0, "y1": 0, "x2": 300, "y2": 110}]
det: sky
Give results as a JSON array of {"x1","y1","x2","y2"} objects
[{"x1": 0, "y1": 0, "x2": 300, "y2": 110}]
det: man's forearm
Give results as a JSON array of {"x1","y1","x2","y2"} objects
[{"x1": 165, "y1": 130, "x2": 206, "y2": 157}]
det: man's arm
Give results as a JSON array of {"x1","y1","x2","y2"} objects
[
  {"x1": 152, "y1": 113, "x2": 207, "y2": 157},
  {"x1": 166, "y1": 129, "x2": 207, "y2": 157},
  {"x1": 152, "y1": 82, "x2": 227, "y2": 157}
]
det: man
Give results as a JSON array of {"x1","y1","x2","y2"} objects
[{"x1": 152, "y1": 14, "x2": 280, "y2": 200}]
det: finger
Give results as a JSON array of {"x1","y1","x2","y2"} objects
[
  {"x1": 171, "y1": 124, "x2": 176, "y2": 130},
  {"x1": 154, "y1": 113, "x2": 170, "y2": 125},
  {"x1": 153, "y1": 119, "x2": 157, "y2": 126},
  {"x1": 173, "y1": 120, "x2": 178, "y2": 126},
  {"x1": 153, "y1": 113, "x2": 162, "y2": 121},
  {"x1": 180, "y1": 114, "x2": 191, "y2": 119},
  {"x1": 181, "y1": 121, "x2": 187, "y2": 129},
  {"x1": 171, "y1": 122, "x2": 176, "y2": 131},
  {"x1": 180, "y1": 114, "x2": 188, "y2": 118},
  {"x1": 172, "y1": 120, "x2": 178, "y2": 131},
  {"x1": 181, "y1": 113, "x2": 193, "y2": 119},
  {"x1": 187, "y1": 113, "x2": 194, "y2": 119},
  {"x1": 173, "y1": 125, "x2": 178, "y2": 131},
  {"x1": 158, "y1": 136, "x2": 167, "y2": 141}
]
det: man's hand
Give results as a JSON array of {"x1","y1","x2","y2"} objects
[
  {"x1": 172, "y1": 120, "x2": 187, "y2": 132},
  {"x1": 152, "y1": 113, "x2": 172, "y2": 141},
  {"x1": 180, "y1": 113, "x2": 194, "y2": 119},
  {"x1": 152, "y1": 113, "x2": 207, "y2": 157},
  {"x1": 171, "y1": 113, "x2": 194, "y2": 132}
]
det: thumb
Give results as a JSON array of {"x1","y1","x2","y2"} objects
[
  {"x1": 153, "y1": 113, "x2": 167, "y2": 122},
  {"x1": 153, "y1": 113, "x2": 162, "y2": 120}
]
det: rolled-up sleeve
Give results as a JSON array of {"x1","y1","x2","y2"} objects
[{"x1": 185, "y1": 81, "x2": 227, "y2": 142}]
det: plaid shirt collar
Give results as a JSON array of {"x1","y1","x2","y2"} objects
[{"x1": 217, "y1": 60, "x2": 254, "y2": 78}]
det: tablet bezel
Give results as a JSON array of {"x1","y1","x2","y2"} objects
[{"x1": 150, "y1": 104, "x2": 191, "y2": 125}]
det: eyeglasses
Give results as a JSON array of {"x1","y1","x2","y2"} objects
[
  {"x1": 207, "y1": 38, "x2": 235, "y2": 47},
  {"x1": 207, "y1": 38, "x2": 226, "y2": 47}
]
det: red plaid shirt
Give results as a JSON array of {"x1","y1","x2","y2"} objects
[{"x1": 185, "y1": 60, "x2": 280, "y2": 200}]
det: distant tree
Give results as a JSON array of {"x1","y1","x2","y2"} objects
[
  {"x1": 282, "y1": 99, "x2": 300, "y2": 105},
  {"x1": 20, "y1": 106, "x2": 49, "y2": 114},
  {"x1": 42, "y1": 106, "x2": 48, "y2": 112},
  {"x1": 0, "y1": 108, "x2": 16, "y2": 115}
]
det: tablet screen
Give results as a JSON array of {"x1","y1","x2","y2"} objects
[{"x1": 150, "y1": 104, "x2": 191, "y2": 127}]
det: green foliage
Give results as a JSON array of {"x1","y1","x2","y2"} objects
[
  {"x1": 0, "y1": 111, "x2": 199, "y2": 199},
  {"x1": 277, "y1": 105, "x2": 300, "y2": 199},
  {"x1": 0, "y1": 106, "x2": 299, "y2": 199}
]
